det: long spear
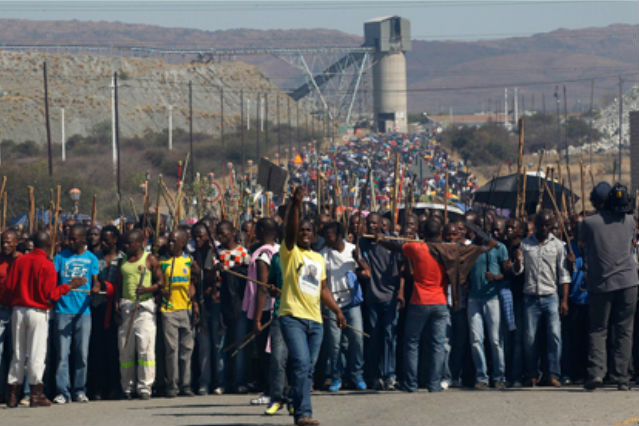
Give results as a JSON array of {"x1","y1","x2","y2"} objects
[
  {"x1": 50, "y1": 185, "x2": 61, "y2": 258},
  {"x1": 543, "y1": 180, "x2": 574, "y2": 256},
  {"x1": 90, "y1": 194, "x2": 97, "y2": 226},
  {"x1": 28, "y1": 186, "x2": 35, "y2": 234},
  {"x1": 2, "y1": 192, "x2": 7, "y2": 233},
  {"x1": 520, "y1": 166, "x2": 528, "y2": 218},
  {"x1": 566, "y1": 163, "x2": 575, "y2": 216},
  {"x1": 153, "y1": 174, "x2": 163, "y2": 255},
  {"x1": 580, "y1": 161, "x2": 586, "y2": 214},
  {"x1": 444, "y1": 168, "x2": 449, "y2": 225},
  {"x1": 515, "y1": 118, "x2": 524, "y2": 219},
  {"x1": 172, "y1": 153, "x2": 190, "y2": 229}
]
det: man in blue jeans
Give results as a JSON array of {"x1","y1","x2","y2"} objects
[
  {"x1": 379, "y1": 219, "x2": 495, "y2": 392},
  {"x1": 467, "y1": 218, "x2": 509, "y2": 389},
  {"x1": 53, "y1": 224, "x2": 101, "y2": 403},
  {"x1": 358, "y1": 213, "x2": 402, "y2": 390},
  {"x1": 320, "y1": 222, "x2": 366, "y2": 391},
  {"x1": 514, "y1": 210, "x2": 571, "y2": 387},
  {"x1": 279, "y1": 187, "x2": 346, "y2": 426}
]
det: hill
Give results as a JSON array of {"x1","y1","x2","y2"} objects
[{"x1": 0, "y1": 19, "x2": 635, "y2": 116}]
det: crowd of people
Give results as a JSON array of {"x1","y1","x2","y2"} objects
[{"x1": 0, "y1": 131, "x2": 637, "y2": 426}]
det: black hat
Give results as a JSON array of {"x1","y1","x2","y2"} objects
[
  {"x1": 590, "y1": 181, "x2": 611, "y2": 209},
  {"x1": 607, "y1": 183, "x2": 634, "y2": 214}
]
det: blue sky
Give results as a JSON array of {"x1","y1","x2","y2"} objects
[{"x1": 0, "y1": 1, "x2": 636, "y2": 40}]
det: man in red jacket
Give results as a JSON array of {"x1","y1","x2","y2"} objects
[
  {"x1": 5, "y1": 232, "x2": 84, "y2": 408},
  {"x1": 0, "y1": 229, "x2": 21, "y2": 403}
]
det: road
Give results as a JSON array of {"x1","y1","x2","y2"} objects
[{"x1": 0, "y1": 386, "x2": 637, "y2": 426}]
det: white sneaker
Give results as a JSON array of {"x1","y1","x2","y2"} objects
[
  {"x1": 440, "y1": 380, "x2": 450, "y2": 390},
  {"x1": 73, "y1": 393, "x2": 89, "y2": 403},
  {"x1": 53, "y1": 394, "x2": 68, "y2": 404},
  {"x1": 250, "y1": 394, "x2": 270, "y2": 405},
  {"x1": 212, "y1": 387, "x2": 223, "y2": 395},
  {"x1": 19, "y1": 396, "x2": 30, "y2": 407}
]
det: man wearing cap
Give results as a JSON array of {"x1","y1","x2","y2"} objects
[{"x1": 579, "y1": 182, "x2": 638, "y2": 391}]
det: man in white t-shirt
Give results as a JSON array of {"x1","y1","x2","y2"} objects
[{"x1": 320, "y1": 222, "x2": 367, "y2": 392}]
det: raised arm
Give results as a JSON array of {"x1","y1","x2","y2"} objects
[{"x1": 285, "y1": 187, "x2": 304, "y2": 251}]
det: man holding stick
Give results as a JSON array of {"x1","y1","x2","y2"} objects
[
  {"x1": 513, "y1": 210, "x2": 572, "y2": 387},
  {"x1": 115, "y1": 229, "x2": 164, "y2": 400},
  {"x1": 280, "y1": 187, "x2": 346, "y2": 426},
  {"x1": 374, "y1": 219, "x2": 496, "y2": 392}
]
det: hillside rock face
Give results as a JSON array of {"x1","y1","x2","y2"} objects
[
  {"x1": 593, "y1": 85, "x2": 639, "y2": 150},
  {"x1": 0, "y1": 50, "x2": 303, "y2": 144}
]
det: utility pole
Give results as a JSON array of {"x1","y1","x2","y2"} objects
[
  {"x1": 220, "y1": 87, "x2": 224, "y2": 147},
  {"x1": 287, "y1": 96, "x2": 291, "y2": 155},
  {"x1": 114, "y1": 71, "x2": 122, "y2": 218},
  {"x1": 189, "y1": 80, "x2": 194, "y2": 181},
  {"x1": 168, "y1": 105, "x2": 173, "y2": 151},
  {"x1": 589, "y1": 79, "x2": 595, "y2": 167},
  {"x1": 264, "y1": 92, "x2": 269, "y2": 158},
  {"x1": 554, "y1": 86, "x2": 561, "y2": 161},
  {"x1": 296, "y1": 100, "x2": 300, "y2": 151},
  {"x1": 61, "y1": 107, "x2": 66, "y2": 162},
  {"x1": 618, "y1": 76, "x2": 623, "y2": 182},
  {"x1": 563, "y1": 85, "x2": 569, "y2": 166},
  {"x1": 277, "y1": 94, "x2": 281, "y2": 159},
  {"x1": 111, "y1": 75, "x2": 117, "y2": 175},
  {"x1": 256, "y1": 93, "x2": 260, "y2": 161},
  {"x1": 514, "y1": 87, "x2": 519, "y2": 125},
  {"x1": 503, "y1": 88, "x2": 508, "y2": 126},
  {"x1": 240, "y1": 89, "x2": 245, "y2": 174},
  {"x1": 43, "y1": 62, "x2": 53, "y2": 176}
]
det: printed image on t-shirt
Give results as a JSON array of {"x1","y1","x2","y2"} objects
[{"x1": 298, "y1": 258, "x2": 321, "y2": 297}]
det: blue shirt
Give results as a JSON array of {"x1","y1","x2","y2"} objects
[
  {"x1": 468, "y1": 241, "x2": 508, "y2": 299},
  {"x1": 54, "y1": 249, "x2": 100, "y2": 315},
  {"x1": 568, "y1": 241, "x2": 588, "y2": 305}
]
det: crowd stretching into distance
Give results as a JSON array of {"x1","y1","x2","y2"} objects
[{"x1": 0, "y1": 131, "x2": 636, "y2": 426}]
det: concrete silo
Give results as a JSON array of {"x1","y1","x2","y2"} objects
[{"x1": 364, "y1": 16, "x2": 411, "y2": 133}]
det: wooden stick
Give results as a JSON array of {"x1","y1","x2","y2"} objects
[
  {"x1": 2, "y1": 191, "x2": 7, "y2": 233},
  {"x1": 27, "y1": 186, "x2": 35, "y2": 234},
  {"x1": 0, "y1": 176, "x2": 7, "y2": 206},
  {"x1": 153, "y1": 174, "x2": 163, "y2": 255},
  {"x1": 566, "y1": 163, "x2": 574, "y2": 216},
  {"x1": 222, "y1": 267, "x2": 281, "y2": 294},
  {"x1": 444, "y1": 168, "x2": 449, "y2": 225},
  {"x1": 543, "y1": 180, "x2": 574, "y2": 256},
  {"x1": 515, "y1": 118, "x2": 524, "y2": 219},
  {"x1": 90, "y1": 194, "x2": 97, "y2": 226},
  {"x1": 322, "y1": 314, "x2": 370, "y2": 338},
  {"x1": 588, "y1": 166, "x2": 595, "y2": 188},
  {"x1": 520, "y1": 166, "x2": 528, "y2": 218},
  {"x1": 231, "y1": 317, "x2": 274, "y2": 358},
  {"x1": 580, "y1": 161, "x2": 586, "y2": 214},
  {"x1": 391, "y1": 152, "x2": 400, "y2": 227},
  {"x1": 129, "y1": 197, "x2": 138, "y2": 219},
  {"x1": 50, "y1": 185, "x2": 61, "y2": 258},
  {"x1": 173, "y1": 153, "x2": 190, "y2": 229},
  {"x1": 362, "y1": 233, "x2": 420, "y2": 243}
]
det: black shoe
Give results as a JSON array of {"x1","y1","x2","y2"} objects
[
  {"x1": 584, "y1": 378, "x2": 603, "y2": 391},
  {"x1": 617, "y1": 383, "x2": 631, "y2": 391},
  {"x1": 180, "y1": 388, "x2": 195, "y2": 397}
]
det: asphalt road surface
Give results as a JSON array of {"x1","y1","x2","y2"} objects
[{"x1": 0, "y1": 386, "x2": 637, "y2": 426}]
